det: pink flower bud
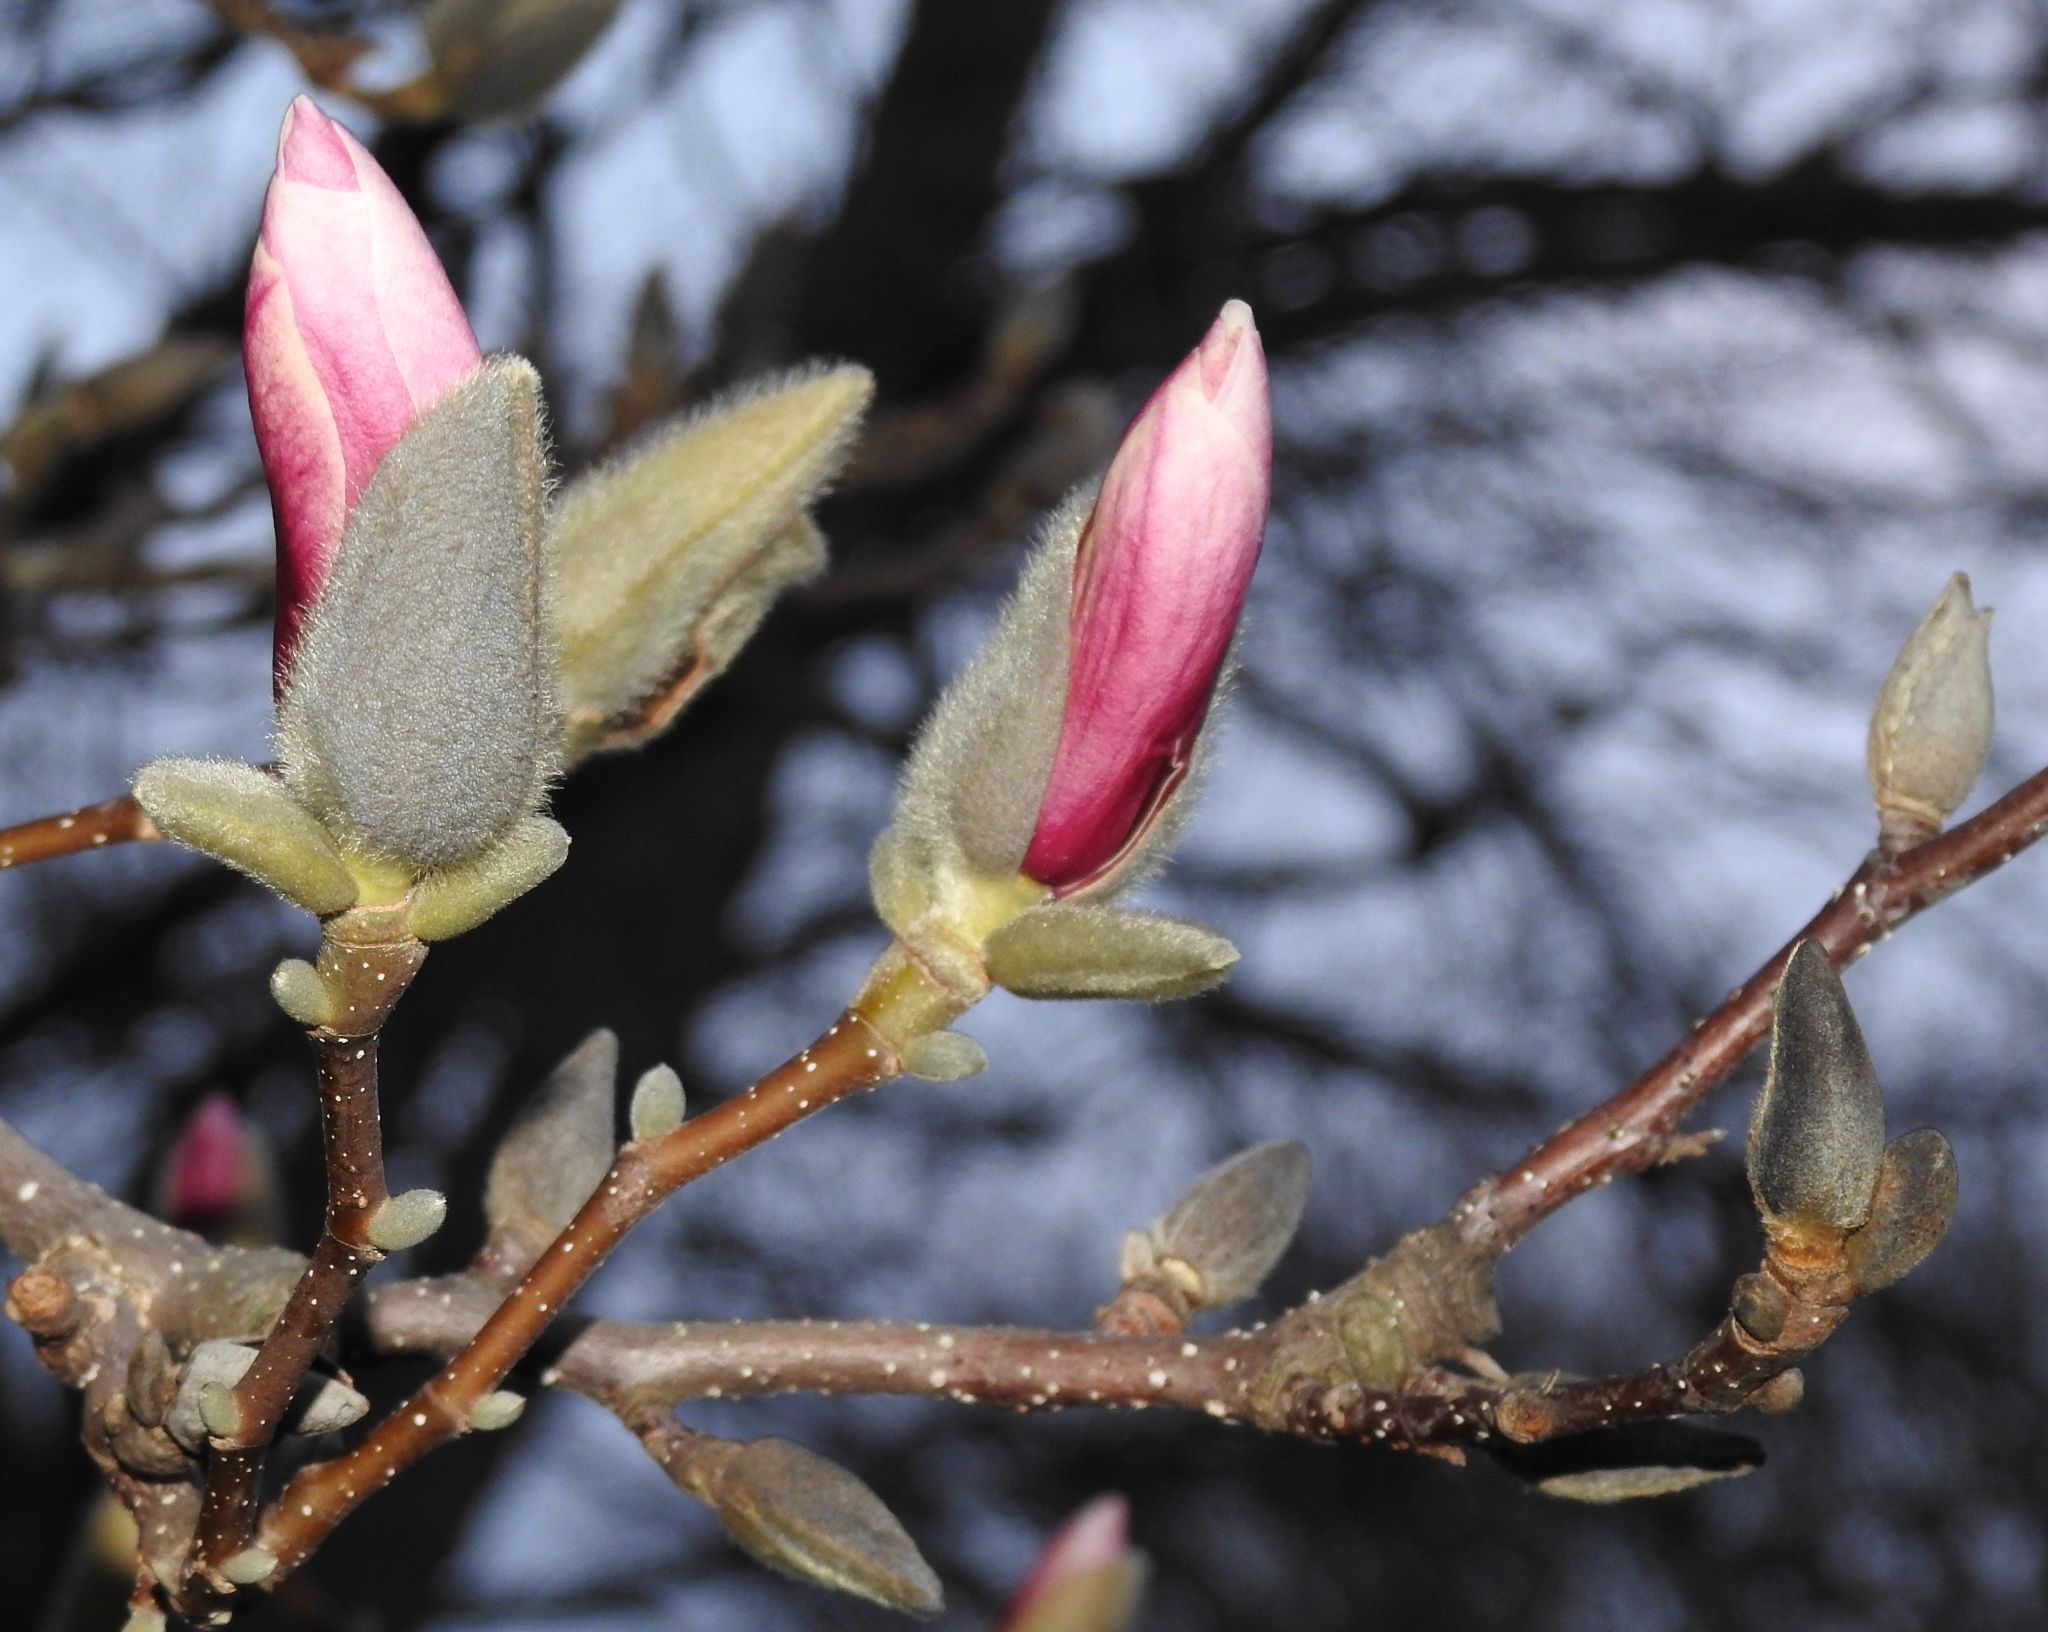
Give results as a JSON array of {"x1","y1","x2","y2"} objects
[
  {"x1": 160, "y1": 1093, "x2": 250, "y2": 1234},
  {"x1": 999, "y1": 1495, "x2": 1140, "y2": 1632},
  {"x1": 246, "y1": 95, "x2": 483, "y2": 687},
  {"x1": 1019, "y1": 300, "x2": 1270, "y2": 893}
]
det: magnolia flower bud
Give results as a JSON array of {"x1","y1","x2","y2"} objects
[
  {"x1": 1747, "y1": 941, "x2": 1887, "y2": 1233},
  {"x1": 247, "y1": 96, "x2": 483, "y2": 685},
  {"x1": 274, "y1": 358, "x2": 557, "y2": 874},
  {"x1": 628, "y1": 1063, "x2": 687, "y2": 1140},
  {"x1": 868, "y1": 304, "x2": 1268, "y2": 1003},
  {"x1": 154, "y1": 1093, "x2": 279, "y2": 1245},
  {"x1": 1867, "y1": 573, "x2": 1993, "y2": 850},
  {"x1": 999, "y1": 1495, "x2": 1147, "y2": 1632}
]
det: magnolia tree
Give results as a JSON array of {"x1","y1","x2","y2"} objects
[{"x1": 0, "y1": 97, "x2": 2021, "y2": 1631}]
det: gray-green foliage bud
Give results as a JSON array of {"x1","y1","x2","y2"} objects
[
  {"x1": 420, "y1": 0, "x2": 626, "y2": 121},
  {"x1": 629, "y1": 1063, "x2": 687, "y2": 1141},
  {"x1": 1503, "y1": 1423, "x2": 1764, "y2": 1504},
  {"x1": 271, "y1": 957, "x2": 345, "y2": 1029},
  {"x1": 699, "y1": 1437, "x2": 942, "y2": 1617},
  {"x1": 467, "y1": 1390, "x2": 528, "y2": 1431},
  {"x1": 276, "y1": 358, "x2": 557, "y2": 873},
  {"x1": 1148, "y1": 1140, "x2": 1312, "y2": 1310},
  {"x1": 1867, "y1": 573, "x2": 1993, "y2": 849},
  {"x1": 406, "y1": 816, "x2": 570, "y2": 940},
  {"x1": 367, "y1": 1188, "x2": 448, "y2": 1251},
  {"x1": 221, "y1": 1547, "x2": 278, "y2": 1585},
  {"x1": 902, "y1": 1031, "x2": 988, "y2": 1082},
  {"x1": 983, "y1": 904, "x2": 1239, "y2": 1001},
  {"x1": 549, "y1": 366, "x2": 870, "y2": 762},
  {"x1": 1845, "y1": 1128, "x2": 1958, "y2": 1293},
  {"x1": 1747, "y1": 941, "x2": 1887, "y2": 1232},
  {"x1": 484, "y1": 1030, "x2": 618, "y2": 1274},
  {"x1": 131, "y1": 757, "x2": 357, "y2": 916},
  {"x1": 166, "y1": 1341, "x2": 257, "y2": 1451}
]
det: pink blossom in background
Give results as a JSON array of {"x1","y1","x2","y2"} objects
[
  {"x1": 162, "y1": 1092, "x2": 248, "y2": 1233},
  {"x1": 1020, "y1": 300, "x2": 1271, "y2": 893},
  {"x1": 998, "y1": 1495, "x2": 1134, "y2": 1632},
  {"x1": 246, "y1": 94, "x2": 483, "y2": 685}
]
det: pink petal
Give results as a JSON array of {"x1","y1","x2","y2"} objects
[
  {"x1": 1021, "y1": 302, "x2": 1270, "y2": 890},
  {"x1": 248, "y1": 96, "x2": 482, "y2": 686},
  {"x1": 998, "y1": 1496, "x2": 1131, "y2": 1630},
  {"x1": 163, "y1": 1093, "x2": 247, "y2": 1231}
]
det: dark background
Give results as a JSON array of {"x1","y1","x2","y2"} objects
[{"x1": 5, "y1": 1, "x2": 2048, "y2": 1628}]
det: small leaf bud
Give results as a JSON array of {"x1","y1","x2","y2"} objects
[
  {"x1": 1747, "y1": 942, "x2": 1886, "y2": 1232},
  {"x1": 1729, "y1": 1272, "x2": 1788, "y2": 1343},
  {"x1": 983, "y1": 905, "x2": 1238, "y2": 1002},
  {"x1": 701, "y1": 1437, "x2": 943, "y2": 1616},
  {"x1": 1867, "y1": 572, "x2": 1993, "y2": 850},
  {"x1": 902, "y1": 1031, "x2": 989, "y2": 1082},
  {"x1": 1515, "y1": 1421, "x2": 1763, "y2": 1503},
  {"x1": 270, "y1": 958, "x2": 343, "y2": 1028},
  {"x1": 1148, "y1": 1140, "x2": 1312, "y2": 1311},
  {"x1": 1750, "y1": 1370, "x2": 1805, "y2": 1414},
  {"x1": 629, "y1": 1064, "x2": 687, "y2": 1141},
  {"x1": 221, "y1": 1547, "x2": 278, "y2": 1585},
  {"x1": 468, "y1": 1390, "x2": 528, "y2": 1431},
  {"x1": 420, "y1": 0, "x2": 627, "y2": 122},
  {"x1": 165, "y1": 1341, "x2": 257, "y2": 1453},
  {"x1": 131, "y1": 757, "x2": 357, "y2": 916},
  {"x1": 367, "y1": 1188, "x2": 448, "y2": 1252},
  {"x1": 198, "y1": 1382, "x2": 243, "y2": 1442},
  {"x1": 288, "y1": 1372, "x2": 370, "y2": 1437},
  {"x1": 1844, "y1": 1128, "x2": 1959, "y2": 1293},
  {"x1": 406, "y1": 816, "x2": 570, "y2": 941},
  {"x1": 484, "y1": 1030, "x2": 617, "y2": 1275}
]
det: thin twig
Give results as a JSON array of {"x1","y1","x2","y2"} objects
[
  {"x1": 256, "y1": 1003, "x2": 913, "y2": 1576},
  {"x1": 0, "y1": 795, "x2": 157, "y2": 870},
  {"x1": 1449, "y1": 764, "x2": 2048, "y2": 1251},
  {"x1": 188, "y1": 937, "x2": 423, "y2": 1589}
]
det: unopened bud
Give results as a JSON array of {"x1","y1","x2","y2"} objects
[
  {"x1": 903, "y1": 1031, "x2": 989, "y2": 1082},
  {"x1": 468, "y1": 1390, "x2": 527, "y2": 1431},
  {"x1": 131, "y1": 757, "x2": 357, "y2": 916},
  {"x1": 420, "y1": 0, "x2": 627, "y2": 121},
  {"x1": 367, "y1": 1188, "x2": 448, "y2": 1252},
  {"x1": 165, "y1": 1341, "x2": 257, "y2": 1452},
  {"x1": 1844, "y1": 1128, "x2": 1958, "y2": 1293},
  {"x1": 484, "y1": 1030, "x2": 618, "y2": 1275},
  {"x1": 221, "y1": 1547, "x2": 278, "y2": 1585},
  {"x1": 289, "y1": 1372, "x2": 371, "y2": 1437},
  {"x1": 1494, "y1": 1421, "x2": 1763, "y2": 1503},
  {"x1": 406, "y1": 816, "x2": 570, "y2": 941},
  {"x1": 629, "y1": 1064, "x2": 687, "y2": 1141},
  {"x1": 198, "y1": 1382, "x2": 243, "y2": 1441},
  {"x1": 270, "y1": 958, "x2": 343, "y2": 1028},
  {"x1": 1147, "y1": 1141, "x2": 1312, "y2": 1310},
  {"x1": 983, "y1": 905, "x2": 1238, "y2": 1002},
  {"x1": 700, "y1": 1437, "x2": 942, "y2": 1616},
  {"x1": 1747, "y1": 942, "x2": 1886, "y2": 1232},
  {"x1": 276, "y1": 358, "x2": 556, "y2": 872},
  {"x1": 1867, "y1": 573, "x2": 1993, "y2": 850},
  {"x1": 1750, "y1": 1370, "x2": 1805, "y2": 1414},
  {"x1": 999, "y1": 1495, "x2": 1146, "y2": 1632},
  {"x1": 549, "y1": 366, "x2": 871, "y2": 762}
]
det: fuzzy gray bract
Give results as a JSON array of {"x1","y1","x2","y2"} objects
[{"x1": 276, "y1": 358, "x2": 557, "y2": 871}]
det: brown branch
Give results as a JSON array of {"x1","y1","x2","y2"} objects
[
  {"x1": 187, "y1": 936, "x2": 424, "y2": 1594},
  {"x1": 0, "y1": 794, "x2": 157, "y2": 870},
  {"x1": 254, "y1": 995, "x2": 921, "y2": 1580},
  {"x1": 1449, "y1": 764, "x2": 2048, "y2": 1254}
]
